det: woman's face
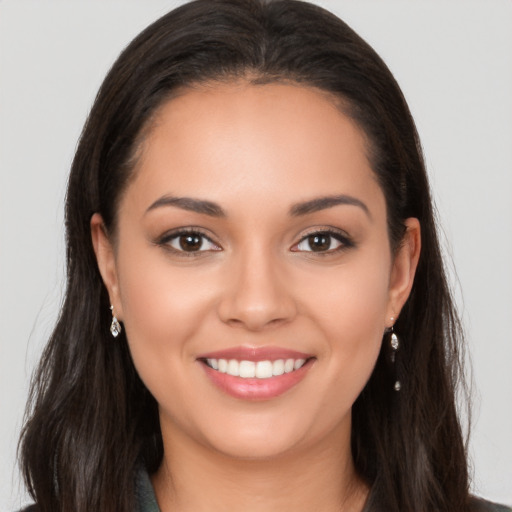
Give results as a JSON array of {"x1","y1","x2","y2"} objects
[{"x1": 93, "y1": 82, "x2": 419, "y2": 460}]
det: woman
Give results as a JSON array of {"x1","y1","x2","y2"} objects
[{"x1": 16, "y1": 1, "x2": 511, "y2": 511}]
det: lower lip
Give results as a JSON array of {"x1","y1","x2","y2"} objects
[{"x1": 200, "y1": 359, "x2": 314, "y2": 401}]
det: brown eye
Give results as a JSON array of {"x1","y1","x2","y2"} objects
[
  {"x1": 163, "y1": 231, "x2": 220, "y2": 254},
  {"x1": 294, "y1": 230, "x2": 349, "y2": 253},
  {"x1": 179, "y1": 234, "x2": 203, "y2": 251},
  {"x1": 307, "y1": 234, "x2": 331, "y2": 252}
]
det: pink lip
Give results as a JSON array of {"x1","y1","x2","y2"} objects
[
  {"x1": 197, "y1": 346, "x2": 315, "y2": 401},
  {"x1": 197, "y1": 346, "x2": 313, "y2": 362}
]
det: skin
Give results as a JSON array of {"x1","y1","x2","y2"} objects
[{"x1": 92, "y1": 82, "x2": 420, "y2": 512}]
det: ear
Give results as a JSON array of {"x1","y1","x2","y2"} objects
[
  {"x1": 90, "y1": 213, "x2": 123, "y2": 319},
  {"x1": 386, "y1": 218, "x2": 421, "y2": 325}
]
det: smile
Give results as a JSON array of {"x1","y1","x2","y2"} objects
[
  {"x1": 204, "y1": 358, "x2": 307, "y2": 379},
  {"x1": 197, "y1": 347, "x2": 315, "y2": 400}
]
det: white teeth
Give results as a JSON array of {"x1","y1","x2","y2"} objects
[
  {"x1": 272, "y1": 359, "x2": 285, "y2": 376},
  {"x1": 227, "y1": 359, "x2": 239, "y2": 376},
  {"x1": 239, "y1": 360, "x2": 256, "y2": 378},
  {"x1": 205, "y1": 357, "x2": 308, "y2": 379},
  {"x1": 207, "y1": 358, "x2": 219, "y2": 370},
  {"x1": 294, "y1": 359, "x2": 306, "y2": 370},
  {"x1": 255, "y1": 360, "x2": 273, "y2": 378}
]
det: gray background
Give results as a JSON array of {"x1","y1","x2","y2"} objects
[{"x1": 1, "y1": 1, "x2": 511, "y2": 510}]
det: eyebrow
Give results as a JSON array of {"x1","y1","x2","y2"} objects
[
  {"x1": 289, "y1": 194, "x2": 371, "y2": 218},
  {"x1": 145, "y1": 193, "x2": 370, "y2": 219},
  {"x1": 146, "y1": 195, "x2": 226, "y2": 217}
]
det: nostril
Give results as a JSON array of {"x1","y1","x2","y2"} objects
[
  {"x1": 224, "y1": 314, "x2": 292, "y2": 331},
  {"x1": 215, "y1": 267, "x2": 298, "y2": 330}
]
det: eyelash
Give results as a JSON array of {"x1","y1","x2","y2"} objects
[
  {"x1": 155, "y1": 227, "x2": 354, "y2": 257},
  {"x1": 291, "y1": 228, "x2": 354, "y2": 255},
  {"x1": 156, "y1": 227, "x2": 221, "y2": 257}
]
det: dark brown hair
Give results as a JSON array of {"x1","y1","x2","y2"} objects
[{"x1": 19, "y1": 1, "x2": 470, "y2": 511}]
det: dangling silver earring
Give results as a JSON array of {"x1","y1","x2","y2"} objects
[
  {"x1": 388, "y1": 317, "x2": 401, "y2": 391},
  {"x1": 110, "y1": 305, "x2": 122, "y2": 338},
  {"x1": 388, "y1": 317, "x2": 402, "y2": 391}
]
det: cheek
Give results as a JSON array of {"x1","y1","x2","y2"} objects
[
  {"x1": 298, "y1": 252, "x2": 391, "y2": 388},
  {"x1": 113, "y1": 241, "x2": 219, "y2": 391},
  {"x1": 115, "y1": 254, "x2": 221, "y2": 437},
  {"x1": 302, "y1": 254, "x2": 391, "y2": 339},
  {"x1": 116, "y1": 236, "x2": 216, "y2": 336},
  {"x1": 320, "y1": 264, "x2": 389, "y2": 441}
]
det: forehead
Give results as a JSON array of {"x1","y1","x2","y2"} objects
[{"x1": 124, "y1": 82, "x2": 383, "y2": 217}]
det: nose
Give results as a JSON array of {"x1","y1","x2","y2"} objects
[{"x1": 216, "y1": 246, "x2": 297, "y2": 331}]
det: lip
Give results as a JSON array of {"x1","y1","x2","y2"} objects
[
  {"x1": 197, "y1": 346, "x2": 313, "y2": 362},
  {"x1": 197, "y1": 346, "x2": 315, "y2": 401}
]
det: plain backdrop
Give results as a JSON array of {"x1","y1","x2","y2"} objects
[{"x1": 1, "y1": 1, "x2": 511, "y2": 510}]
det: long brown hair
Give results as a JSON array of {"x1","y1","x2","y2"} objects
[{"x1": 19, "y1": 1, "x2": 470, "y2": 510}]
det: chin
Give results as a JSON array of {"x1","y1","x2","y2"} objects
[
  {"x1": 194, "y1": 407, "x2": 348, "y2": 462},
  {"x1": 206, "y1": 431, "x2": 303, "y2": 461},
  {"x1": 183, "y1": 408, "x2": 309, "y2": 460}
]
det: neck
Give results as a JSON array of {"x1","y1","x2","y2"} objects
[{"x1": 152, "y1": 417, "x2": 369, "y2": 512}]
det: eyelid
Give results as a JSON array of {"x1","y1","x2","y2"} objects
[
  {"x1": 154, "y1": 225, "x2": 353, "y2": 256},
  {"x1": 156, "y1": 227, "x2": 222, "y2": 255},
  {"x1": 290, "y1": 226, "x2": 354, "y2": 253}
]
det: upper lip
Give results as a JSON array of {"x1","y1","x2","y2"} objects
[{"x1": 196, "y1": 346, "x2": 314, "y2": 362}]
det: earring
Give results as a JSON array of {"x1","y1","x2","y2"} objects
[
  {"x1": 389, "y1": 317, "x2": 401, "y2": 391},
  {"x1": 110, "y1": 305, "x2": 122, "y2": 338}
]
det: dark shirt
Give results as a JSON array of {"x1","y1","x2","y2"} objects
[{"x1": 136, "y1": 467, "x2": 160, "y2": 512}]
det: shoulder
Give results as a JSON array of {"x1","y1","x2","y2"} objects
[
  {"x1": 470, "y1": 496, "x2": 512, "y2": 512},
  {"x1": 16, "y1": 506, "x2": 38, "y2": 512}
]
